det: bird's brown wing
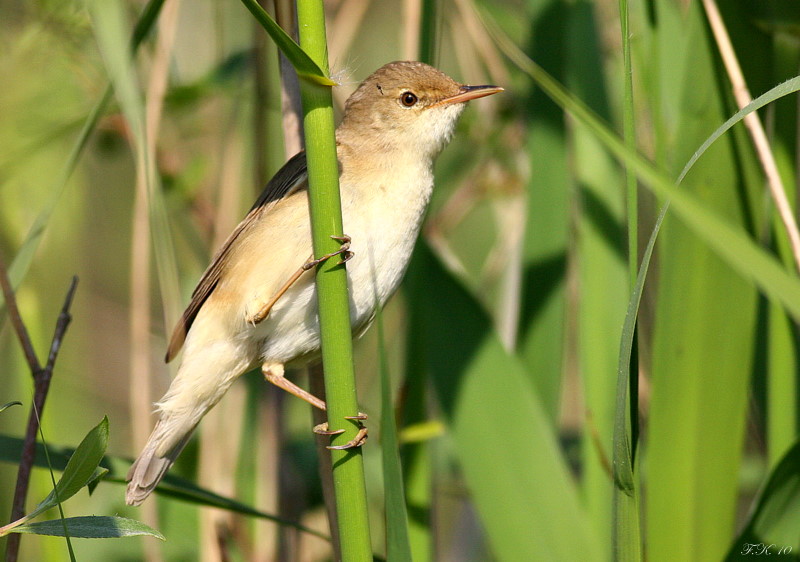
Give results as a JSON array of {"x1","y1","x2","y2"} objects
[{"x1": 165, "y1": 151, "x2": 309, "y2": 362}]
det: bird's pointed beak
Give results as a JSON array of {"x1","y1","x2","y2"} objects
[{"x1": 431, "y1": 84, "x2": 504, "y2": 108}]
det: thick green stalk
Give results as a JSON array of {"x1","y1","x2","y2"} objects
[
  {"x1": 614, "y1": 0, "x2": 642, "y2": 559},
  {"x1": 295, "y1": 1, "x2": 372, "y2": 560}
]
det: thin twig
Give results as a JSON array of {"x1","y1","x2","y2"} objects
[
  {"x1": 0, "y1": 258, "x2": 41, "y2": 373},
  {"x1": 702, "y1": 0, "x2": 800, "y2": 273},
  {"x1": 44, "y1": 278, "x2": 79, "y2": 373},
  {"x1": 2, "y1": 266, "x2": 78, "y2": 562}
]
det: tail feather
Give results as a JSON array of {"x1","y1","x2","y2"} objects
[
  {"x1": 126, "y1": 325, "x2": 254, "y2": 505},
  {"x1": 125, "y1": 422, "x2": 193, "y2": 506}
]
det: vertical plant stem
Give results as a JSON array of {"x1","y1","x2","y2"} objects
[
  {"x1": 295, "y1": 1, "x2": 372, "y2": 560},
  {"x1": 254, "y1": 2, "x2": 284, "y2": 559},
  {"x1": 418, "y1": 0, "x2": 437, "y2": 65},
  {"x1": 130, "y1": 3, "x2": 178, "y2": 560},
  {"x1": 274, "y1": 0, "x2": 305, "y2": 157},
  {"x1": 702, "y1": 0, "x2": 800, "y2": 273},
  {"x1": 613, "y1": 0, "x2": 642, "y2": 559},
  {"x1": 619, "y1": 0, "x2": 637, "y2": 286},
  {"x1": 401, "y1": 7, "x2": 439, "y2": 561}
]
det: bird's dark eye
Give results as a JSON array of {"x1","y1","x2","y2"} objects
[{"x1": 400, "y1": 91, "x2": 418, "y2": 107}]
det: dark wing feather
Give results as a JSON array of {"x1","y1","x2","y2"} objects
[{"x1": 165, "y1": 151, "x2": 309, "y2": 362}]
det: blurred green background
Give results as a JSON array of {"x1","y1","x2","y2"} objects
[{"x1": 1, "y1": 0, "x2": 799, "y2": 560}]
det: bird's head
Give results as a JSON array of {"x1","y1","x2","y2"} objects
[{"x1": 339, "y1": 61, "x2": 503, "y2": 159}]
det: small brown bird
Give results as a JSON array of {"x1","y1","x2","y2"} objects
[{"x1": 126, "y1": 61, "x2": 502, "y2": 506}]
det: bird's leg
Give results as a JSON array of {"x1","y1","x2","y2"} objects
[
  {"x1": 246, "y1": 267, "x2": 306, "y2": 326},
  {"x1": 262, "y1": 363, "x2": 327, "y2": 411},
  {"x1": 262, "y1": 363, "x2": 368, "y2": 450},
  {"x1": 246, "y1": 235, "x2": 353, "y2": 326}
]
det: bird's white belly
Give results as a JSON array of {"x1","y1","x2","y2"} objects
[{"x1": 256, "y1": 170, "x2": 433, "y2": 365}]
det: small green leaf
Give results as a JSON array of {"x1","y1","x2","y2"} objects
[
  {"x1": 86, "y1": 467, "x2": 109, "y2": 496},
  {"x1": 0, "y1": 401, "x2": 22, "y2": 413},
  {"x1": 726, "y1": 440, "x2": 800, "y2": 559},
  {"x1": 30, "y1": 417, "x2": 108, "y2": 518},
  {"x1": 238, "y1": 0, "x2": 335, "y2": 86},
  {"x1": 12, "y1": 516, "x2": 164, "y2": 540}
]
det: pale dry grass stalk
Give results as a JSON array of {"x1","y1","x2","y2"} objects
[
  {"x1": 253, "y1": 390, "x2": 281, "y2": 560},
  {"x1": 326, "y1": 0, "x2": 372, "y2": 113},
  {"x1": 129, "y1": 1, "x2": 180, "y2": 559},
  {"x1": 454, "y1": 0, "x2": 510, "y2": 87},
  {"x1": 199, "y1": 132, "x2": 247, "y2": 562},
  {"x1": 702, "y1": 0, "x2": 800, "y2": 273},
  {"x1": 328, "y1": 0, "x2": 372, "y2": 74},
  {"x1": 308, "y1": 363, "x2": 340, "y2": 561},
  {"x1": 254, "y1": 3, "x2": 303, "y2": 559},
  {"x1": 275, "y1": 0, "x2": 305, "y2": 156},
  {"x1": 403, "y1": 0, "x2": 422, "y2": 60},
  {"x1": 248, "y1": 4, "x2": 285, "y2": 559},
  {"x1": 488, "y1": 188, "x2": 526, "y2": 351}
]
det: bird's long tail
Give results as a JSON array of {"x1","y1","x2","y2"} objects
[
  {"x1": 125, "y1": 419, "x2": 196, "y2": 506},
  {"x1": 126, "y1": 336, "x2": 253, "y2": 505}
]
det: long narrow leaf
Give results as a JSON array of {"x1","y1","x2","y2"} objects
[
  {"x1": 679, "y1": 76, "x2": 800, "y2": 183},
  {"x1": 86, "y1": 0, "x2": 182, "y2": 327},
  {"x1": 413, "y1": 242, "x2": 600, "y2": 561},
  {"x1": 12, "y1": 516, "x2": 165, "y2": 540},
  {"x1": 376, "y1": 305, "x2": 412, "y2": 561},
  {"x1": 0, "y1": 401, "x2": 22, "y2": 414},
  {"x1": 725, "y1": 439, "x2": 800, "y2": 559},
  {"x1": 611, "y1": 203, "x2": 667, "y2": 560},
  {"x1": 239, "y1": 0, "x2": 335, "y2": 85}
]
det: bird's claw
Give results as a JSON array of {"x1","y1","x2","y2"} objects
[
  {"x1": 314, "y1": 412, "x2": 368, "y2": 450},
  {"x1": 327, "y1": 425, "x2": 368, "y2": 450},
  {"x1": 313, "y1": 422, "x2": 344, "y2": 436},
  {"x1": 330, "y1": 235, "x2": 354, "y2": 265}
]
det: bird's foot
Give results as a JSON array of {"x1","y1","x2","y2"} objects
[
  {"x1": 313, "y1": 413, "x2": 368, "y2": 450},
  {"x1": 303, "y1": 234, "x2": 354, "y2": 271}
]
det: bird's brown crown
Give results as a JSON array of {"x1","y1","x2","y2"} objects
[{"x1": 342, "y1": 61, "x2": 463, "y2": 117}]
